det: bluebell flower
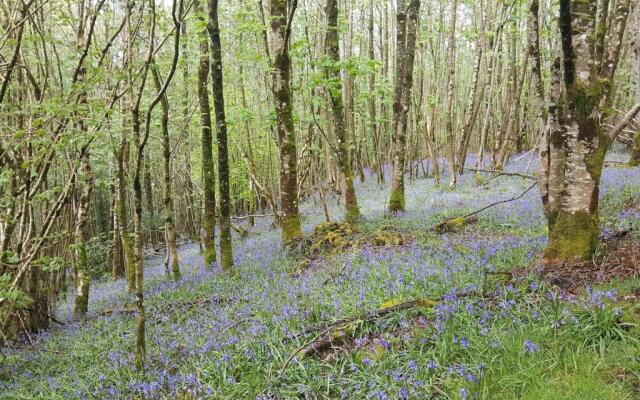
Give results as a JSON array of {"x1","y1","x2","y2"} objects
[{"x1": 524, "y1": 339, "x2": 540, "y2": 353}]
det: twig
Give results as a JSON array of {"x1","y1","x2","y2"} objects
[
  {"x1": 2, "y1": 345, "x2": 63, "y2": 355},
  {"x1": 432, "y1": 182, "x2": 538, "y2": 232},
  {"x1": 230, "y1": 213, "x2": 274, "y2": 220},
  {"x1": 466, "y1": 167, "x2": 537, "y2": 180},
  {"x1": 100, "y1": 308, "x2": 136, "y2": 316}
]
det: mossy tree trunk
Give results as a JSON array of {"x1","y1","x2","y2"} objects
[
  {"x1": 388, "y1": 0, "x2": 420, "y2": 212},
  {"x1": 194, "y1": 0, "x2": 217, "y2": 267},
  {"x1": 152, "y1": 65, "x2": 181, "y2": 280},
  {"x1": 117, "y1": 108, "x2": 136, "y2": 290},
  {"x1": 269, "y1": 0, "x2": 302, "y2": 243},
  {"x1": 207, "y1": 0, "x2": 233, "y2": 271},
  {"x1": 537, "y1": 0, "x2": 634, "y2": 263},
  {"x1": 630, "y1": 5, "x2": 640, "y2": 167},
  {"x1": 73, "y1": 147, "x2": 93, "y2": 316},
  {"x1": 324, "y1": 0, "x2": 360, "y2": 222}
]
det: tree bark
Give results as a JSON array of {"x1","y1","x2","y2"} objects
[
  {"x1": 444, "y1": 0, "x2": 458, "y2": 187},
  {"x1": 194, "y1": 0, "x2": 217, "y2": 267},
  {"x1": 629, "y1": 3, "x2": 640, "y2": 166},
  {"x1": 152, "y1": 65, "x2": 181, "y2": 280},
  {"x1": 73, "y1": 151, "x2": 92, "y2": 316},
  {"x1": 539, "y1": 0, "x2": 631, "y2": 262},
  {"x1": 388, "y1": 0, "x2": 420, "y2": 212},
  {"x1": 324, "y1": 0, "x2": 360, "y2": 221},
  {"x1": 207, "y1": 0, "x2": 233, "y2": 270},
  {"x1": 269, "y1": 0, "x2": 302, "y2": 243}
]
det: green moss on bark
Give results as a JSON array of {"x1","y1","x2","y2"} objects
[
  {"x1": 585, "y1": 133, "x2": 610, "y2": 181},
  {"x1": 544, "y1": 210, "x2": 599, "y2": 262},
  {"x1": 388, "y1": 188, "x2": 405, "y2": 213},
  {"x1": 345, "y1": 204, "x2": 361, "y2": 222},
  {"x1": 203, "y1": 246, "x2": 216, "y2": 267},
  {"x1": 282, "y1": 215, "x2": 303, "y2": 244},
  {"x1": 629, "y1": 132, "x2": 640, "y2": 167}
]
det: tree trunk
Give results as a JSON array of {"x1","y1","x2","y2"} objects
[
  {"x1": 73, "y1": 151, "x2": 92, "y2": 316},
  {"x1": 152, "y1": 65, "x2": 181, "y2": 280},
  {"x1": 539, "y1": 0, "x2": 632, "y2": 262},
  {"x1": 269, "y1": 0, "x2": 302, "y2": 243},
  {"x1": 630, "y1": 4, "x2": 640, "y2": 166},
  {"x1": 194, "y1": 0, "x2": 217, "y2": 267},
  {"x1": 116, "y1": 108, "x2": 136, "y2": 290},
  {"x1": 208, "y1": 0, "x2": 233, "y2": 270},
  {"x1": 324, "y1": 0, "x2": 361, "y2": 221},
  {"x1": 388, "y1": 0, "x2": 420, "y2": 212},
  {"x1": 444, "y1": 0, "x2": 458, "y2": 187}
]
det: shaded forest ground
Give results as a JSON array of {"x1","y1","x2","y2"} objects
[{"x1": 1, "y1": 153, "x2": 640, "y2": 400}]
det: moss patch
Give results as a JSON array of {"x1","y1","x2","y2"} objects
[
  {"x1": 282, "y1": 214, "x2": 303, "y2": 244},
  {"x1": 388, "y1": 188, "x2": 405, "y2": 212},
  {"x1": 544, "y1": 210, "x2": 599, "y2": 262}
]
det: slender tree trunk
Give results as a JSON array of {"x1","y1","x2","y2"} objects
[
  {"x1": 368, "y1": 0, "x2": 383, "y2": 184},
  {"x1": 116, "y1": 108, "x2": 135, "y2": 290},
  {"x1": 152, "y1": 65, "x2": 181, "y2": 280},
  {"x1": 194, "y1": 0, "x2": 216, "y2": 267},
  {"x1": 111, "y1": 198, "x2": 125, "y2": 279},
  {"x1": 207, "y1": 0, "x2": 233, "y2": 270},
  {"x1": 629, "y1": 4, "x2": 640, "y2": 166},
  {"x1": 143, "y1": 157, "x2": 155, "y2": 246},
  {"x1": 444, "y1": 0, "x2": 458, "y2": 188},
  {"x1": 269, "y1": 0, "x2": 302, "y2": 242},
  {"x1": 238, "y1": 63, "x2": 256, "y2": 227},
  {"x1": 324, "y1": 0, "x2": 360, "y2": 221},
  {"x1": 73, "y1": 151, "x2": 92, "y2": 316},
  {"x1": 388, "y1": 0, "x2": 420, "y2": 212}
]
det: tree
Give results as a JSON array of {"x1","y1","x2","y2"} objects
[
  {"x1": 629, "y1": 3, "x2": 640, "y2": 167},
  {"x1": 152, "y1": 65, "x2": 181, "y2": 280},
  {"x1": 388, "y1": 0, "x2": 421, "y2": 212},
  {"x1": 268, "y1": 0, "x2": 303, "y2": 242},
  {"x1": 194, "y1": 0, "x2": 217, "y2": 267},
  {"x1": 207, "y1": 0, "x2": 233, "y2": 270},
  {"x1": 324, "y1": 0, "x2": 360, "y2": 221},
  {"x1": 536, "y1": 0, "x2": 639, "y2": 262}
]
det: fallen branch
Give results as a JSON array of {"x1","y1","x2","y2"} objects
[
  {"x1": 2, "y1": 344, "x2": 63, "y2": 355},
  {"x1": 465, "y1": 167, "x2": 537, "y2": 180},
  {"x1": 279, "y1": 292, "x2": 482, "y2": 380},
  {"x1": 100, "y1": 308, "x2": 136, "y2": 316},
  {"x1": 431, "y1": 182, "x2": 538, "y2": 233},
  {"x1": 230, "y1": 213, "x2": 275, "y2": 220}
]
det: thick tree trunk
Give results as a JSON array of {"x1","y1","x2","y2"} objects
[
  {"x1": 194, "y1": 0, "x2": 216, "y2": 267},
  {"x1": 324, "y1": 0, "x2": 360, "y2": 221},
  {"x1": 269, "y1": 0, "x2": 302, "y2": 242},
  {"x1": 538, "y1": 0, "x2": 631, "y2": 262},
  {"x1": 208, "y1": 0, "x2": 233, "y2": 270},
  {"x1": 388, "y1": 0, "x2": 420, "y2": 212}
]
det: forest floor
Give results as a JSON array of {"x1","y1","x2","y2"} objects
[{"x1": 2, "y1": 153, "x2": 640, "y2": 400}]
